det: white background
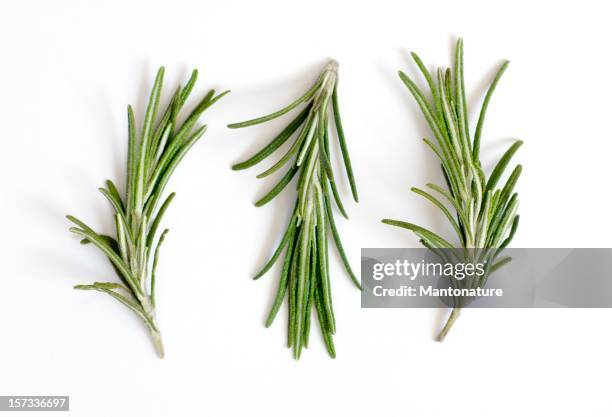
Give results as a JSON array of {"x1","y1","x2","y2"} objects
[{"x1": 1, "y1": 1, "x2": 610, "y2": 416}]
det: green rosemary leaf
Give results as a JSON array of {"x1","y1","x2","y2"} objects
[
  {"x1": 94, "y1": 282, "x2": 129, "y2": 291},
  {"x1": 146, "y1": 192, "x2": 175, "y2": 249},
  {"x1": 323, "y1": 192, "x2": 361, "y2": 289},
  {"x1": 254, "y1": 166, "x2": 299, "y2": 207},
  {"x1": 435, "y1": 72, "x2": 462, "y2": 162},
  {"x1": 149, "y1": 86, "x2": 180, "y2": 167},
  {"x1": 326, "y1": 172, "x2": 348, "y2": 219},
  {"x1": 485, "y1": 140, "x2": 523, "y2": 192},
  {"x1": 422, "y1": 139, "x2": 461, "y2": 198},
  {"x1": 170, "y1": 87, "x2": 182, "y2": 126},
  {"x1": 320, "y1": 119, "x2": 347, "y2": 218},
  {"x1": 253, "y1": 213, "x2": 297, "y2": 279},
  {"x1": 494, "y1": 215, "x2": 520, "y2": 260},
  {"x1": 323, "y1": 116, "x2": 331, "y2": 154},
  {"x1": 443, "y1": 68, "x2": 453, "y2": 107},
  {"x1": 419, "y1": 239, "x2": 453, "y2": 264},
  {"x1": 255, "y1": 119, "x2": 311, "y2": 179},
  {"x1": 115, "y1": 213, "x2": 130, "y2": 262},
  {"x1": 297, "y1": 242, "x2": 311, "y2": 353},
  {"x1": 196, "y1": 90, "x2": 230, "y2": 119},
  {"x1": 315, "y1": 187, "x2": 336, "y2": 335},
  {"x1": 489, "y1": 195, "x2": 519, "y2": 247},
  {"x1": 497, "y1": 164, "x2": 522, "y2": 208},
  {"x1": 410, "y1": 52, "x2": 438, "y2": 109},
  {"x1": 136, "y1": 67, "x2": 165, "y2": 214},
  {"x1": 144, "y1": 125, "x2": 207, "y2": 220},
  {"x1": 227, "y1": 76, "x2": 323, "y2": 129},
  {"x1": 105, "y1": 180, "x2": 125, "y2": 212},
  {"x1": 288, "y1": 226, "x2": 301, "y2": 347},
  {"x1": 167, "y1": 89, "x2": 229, "y2": 156},
  {"x1": 331, "y1": 84, "x2": 358, "y2": 202},
  {"x1": 302, "y1": 217, "x2": 316, "y2": 349},
  {"x1": 152, "y1": 124, "x2": 173, "y2": 167},
  {"x1": 454, "y1": 38, "x2": 470, "y2": 149},
  {"x1": 232, "y1": 106, "x2": 310, "y2": 170},
  {"x1": 99, "y1": 187, "x2": 126, "y2": 221},
  {"x1": 293, "y1": 202, "x2": 314, "y2": 357},
  {"x1": 297, "y1": 112, "x2": 321, "y2": 166},
  {"x1": 411, "y1": 187, "x2": 463, "y2": 241},
  {"x1": 79, "y1": 234, "x2": 118, "y2": 249},
  {"x1": 74, "y1": 282, "x2": 121, "y2": 294},
  {"x1": 302, "y1": 238, "x2": 317, "y2": 348},
  {"x1": 316, "y1": 155, "x2": 340, "y2": 200},
  {"x1": 398, "y1": 71, "x2": 444, "y2": 143},
  {"x1": 179, "y1": 69, "x2": 198, "y2": 106},
  {"x1": 314, "y1": 280, "x2": 336, "y2": 358},
  {"x1": 67, "y1": 215, "x2": 111, "y2": 245},
  {"x1": 149, "y1": 107, "x2": 176, "y2": 169},
  {"x1": 74, "y1": 284, "x2": 154, "y2": 327},
  {"x1": 381, "y1": 219, "x2": 454, "y2": 248},
  {"x1": 68, "y1": 224, "x2": 141, "y2": 296},
  {"x1": 172, "y1": 90, "x2": 215, "y2": 142},
  {"x1": 126, "y1": 105, "x2": 137, "y2": 218},
  {"x1": 142, "y1": 67, "x2": 165, "y2": 150},
  {"x1": 488, "y1": 256, "x2": 512, "y2": 276},
  {"x1": 437, "y1": 68, "x2": 468, "y2": 167},
  {"x1": 297, "y1": 142, "x2": 319, "y2": 217},
  {"x1": 488, "y1": 192, "x2": 518, "y2": 243},
  {"x1": 81, "y1": 233, "x2": 132, "y2": 290},
  {"x1": 145, "y1": 116, "x2": 198, "y2": 196},
  {"x1": 231, "y1": 60, "x2": 357, "y2": 358},
  {"x1": 265, "y1": 224, "x2": 296, "y2": 327},
  {"x1": 473, "y1": 60, "x2": 510, "y2": 160},
  {"x1": 474, "y1": 161, "x2": 487, "y2": 191},
  {"x1": 425, "y1": 183, "x2": 471, "y2": 232},
  {"x1": 150, "y1": 228, "x2": 168, "y2": 309}
]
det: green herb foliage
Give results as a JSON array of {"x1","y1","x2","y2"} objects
[
  {"x1": 67, "y1": 67, "x2": 228, "y2": 357},
  {"x1": 229, "y1": 60, "x2": 360, "y2": 359},
  {"x1": 383, "y1": 39, "x2": 522, "y2": 340}
]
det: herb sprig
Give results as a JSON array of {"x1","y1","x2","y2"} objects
[
  {"x1": 229, "y1": 60, "x2": 360, "y2": 358},
  {"x1": 383, "y1": 39, "x2": 522, "y2": 340},
  {"x1": 67, "y1": 67, "x2": 228, "y2": 357}
]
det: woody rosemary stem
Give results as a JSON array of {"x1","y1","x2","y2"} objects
[
  {"x1": 141, "y1": 297, "x2": 164, "y2": 357},
  {"x1": 150, "y1": 327, "x2": 164, "y2": 358},
  {"x1": 437, "y1": 307, "x2": 461, "y2": 342}
]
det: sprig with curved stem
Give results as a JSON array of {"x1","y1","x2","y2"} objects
[
  {"x1": 67, "y1": 67, "x2": 228, "y2": 357},
  {"x1": 382, "y1": 38, "x2": 522, "y2": 341},
  {"x1": 229, "y1": 60, "x2": 359, "y2": 359}
]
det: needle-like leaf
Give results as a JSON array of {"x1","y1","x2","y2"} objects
[{"x1": 232, "y1": 106, "x2": 311, "y2": 171}]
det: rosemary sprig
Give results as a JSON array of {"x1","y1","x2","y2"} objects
[
  {"x1": 67, "y1": 67, "x2": 228, "y2": 357},
  {"x1": 383, "y1": 39, "x2": 522, "y2": 341},
  {"x1": 229, "y1": 60, "x2": 360, "y2": 359}
]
